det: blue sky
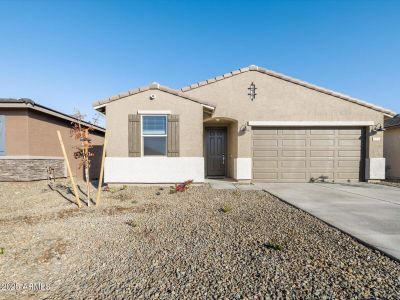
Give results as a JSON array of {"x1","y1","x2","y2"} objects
[{"x1": 1, "y1": 0, "x2": 399, "y2": 126}]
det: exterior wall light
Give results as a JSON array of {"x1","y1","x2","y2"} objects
[{"x1": 372, "y1": 123, "x2": 385, "y2": 132}]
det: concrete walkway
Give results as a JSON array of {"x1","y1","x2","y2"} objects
[
  {"x1": 257, "y1": 182, "x2": 400, "y2": 261},
  {"x1": 206, "y1": 179, "x2": 261, "y2": 191}
]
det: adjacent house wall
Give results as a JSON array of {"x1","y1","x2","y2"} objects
[
  {"x1": 2, "y1": 108, "x2": 30, "y2": 155},
  {"x1": 384, "y1": 127, "x2": 400, "y2": 179},
  {"x1": 27, "y1": 109, "x2": 105, "y2": 180},
  {"x1": 0, "y1": 108, "x2": 104, "y2": 181},
  {"x1": 184, "y1": 70, "x2": 387, "y2": 180}
]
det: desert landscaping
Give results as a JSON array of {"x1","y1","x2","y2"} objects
[{"x1": 0, "y1": 180, "x2": 399, "y2": 299}]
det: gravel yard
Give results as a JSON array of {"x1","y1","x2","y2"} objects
[
  {"x1": 373, "y1": 179, "x2": 400, "y2": 188},
  {"x1": 0, "y1": 180, "x2": 399, "y2": 299}
]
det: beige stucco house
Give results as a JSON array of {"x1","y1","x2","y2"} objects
[
  {"x1": 93, "y1": 65, "x2": 396, "y2": 183},
  {"x1": 0, "y1": 98, "x2": 105, "y2": 181},
  {"x1": 384, "y1": 114, "x2": 400, "y2": 179}
]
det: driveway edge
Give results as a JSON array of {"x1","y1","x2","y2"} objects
[{"x1": 262, "y1": 189, "x2": 400, "y2": 263}]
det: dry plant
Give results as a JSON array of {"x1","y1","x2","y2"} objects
[{"x1": 70, "y1": 110, "x2": 100, "y2": 206}]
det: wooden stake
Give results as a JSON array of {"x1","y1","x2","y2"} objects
[
  {"x1": 57, "y1": 130, "x2": 82, "y2": 208},
  {"x1": 84, "y1": 129, "x2": 91, "y2": 206},
  {"x1": 96, "y1": 136, "x2": 107, "y2": 206}
]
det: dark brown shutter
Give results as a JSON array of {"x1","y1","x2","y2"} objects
[
  {"x1": 128, "y1": 114, "x2": 141, "y2": 157},
  {"x1": 167, "y1": 115, "x2": 179, "y2": 157}
]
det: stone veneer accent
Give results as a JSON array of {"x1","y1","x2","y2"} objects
[{"x1": 0, "y1": 158, "x2": 66, "y2": 181}]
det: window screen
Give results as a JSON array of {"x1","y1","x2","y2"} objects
[{"x1": 142, "y1": 115, "x2": 167, "y2": 156}]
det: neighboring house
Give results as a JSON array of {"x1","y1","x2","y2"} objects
[
  {"x1": 384, "y1": 114, "x2": 400, "y2": 179},
  {"x1": 93, "y1": 65, "x2": 396, "y2": 183},
  {"x1": 0, "y1": 99, "x2": 105, "y2": 181}
]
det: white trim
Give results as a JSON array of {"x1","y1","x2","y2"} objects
[
  {"x1": 93, "y1": 103, "x2": 106, "y2": 110},
  {"x1": 0, "y1": 156, "x2": 64, "y2": 160},
  {"x1": 138, "y1": 110, "x2": 172, "y2": 115},
  {"x1": 105, "y1": 157, "x2": 205, "y2": 183},
  {"x1": 234, "y1": 158, "x2": 252, "y2": 180},
  {"x1": 366, "y1": 158, "x2": 385, "y2": 180},
  {"x1": 248, "y1": 121, "x2": 375, "y2": 127},
  {"x1": 201, "y1": 104, "x2": 215, "y2": 111}
]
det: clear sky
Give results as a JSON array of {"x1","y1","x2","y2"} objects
[{"x1": 1, "y1": 0, "x2": 399, "y2": 126}]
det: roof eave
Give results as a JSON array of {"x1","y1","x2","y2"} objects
[
  {"x1": 92, "y1": 83, "x2": 216, "y2": 111},
  {"x1": 0, "y1": 99, "x2": 105, "y2": 133},
  {"x1": 180, "y1": 65, "x2": 397, "y2": 117}
]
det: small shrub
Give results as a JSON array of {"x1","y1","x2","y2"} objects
[
  {"x1": 219, "y1": 205, "x2": 232, "y2": 213},
  {"x1": 169, "y1": 179, "x2": 193, "y2": 194},
  {"x1": 263, "y1": 241, "x2": 283, "y2": 251},
  {"x1": 126, "y1": 219, "x2": 139, "y2": 228},
  {"x1": 0, "y1": 247, "x2": 4, "y2": 255}
]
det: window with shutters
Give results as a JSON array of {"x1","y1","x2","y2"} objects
[{"x1": 141, "y1": 115, "x2": 167, "y2": 156}]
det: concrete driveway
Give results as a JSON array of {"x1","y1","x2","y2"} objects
[{"x1": 256, "y1": 182, "x2": 400, "y2": 261}]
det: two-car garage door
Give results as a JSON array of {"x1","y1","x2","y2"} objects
[{"x1": 252, "y1": 127, "x2": 365, "y2": 182}]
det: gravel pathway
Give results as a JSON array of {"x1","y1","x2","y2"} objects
[{"x1": 0, "y1": 180, "x2": 399, "y2": 299}]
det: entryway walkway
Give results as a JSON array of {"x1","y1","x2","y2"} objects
[{"x1": 206, "y1": 179, "x2": 261, "y2": 191}]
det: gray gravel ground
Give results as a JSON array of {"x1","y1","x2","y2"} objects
[
  {"x1": 373, "y1": 180, "x2": 400, "y2": 188},
  {"x1": 0, "y1": 180, "x2": 399, "y2": 299}
]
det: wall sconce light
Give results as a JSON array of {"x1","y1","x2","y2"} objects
[
  {"x1": 240, "y1": 124, "x2": 250, "y2": 132},
  {"x1": 372, "y1": 123, "x2": 385, "y2": 132}
]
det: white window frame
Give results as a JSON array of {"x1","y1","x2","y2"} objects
[{"x1": 141, "y1": 115, "x2": 168, "y2": 157}]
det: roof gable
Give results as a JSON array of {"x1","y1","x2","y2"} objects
[
  {"x1": 181, "y1": 65, "x2": 396, "y2": 117},
  {"x1": 93, "y1": 82, "x2": 215, "y2": 112}
]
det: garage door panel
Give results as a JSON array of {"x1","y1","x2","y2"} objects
[
  {"x1": 282, "y1": 150, "x2": 306, "y2": 157},
  {"x1": 253, "y1": 150, "x2": 278, "y2": 157},
  {"x1": 252, "y1": 127, "x2": 364, "y2": 182},
  {"x1": 282, "y1": 129, "x2": 306, "y2": 135},
  {"x1": 282, "y1": 139, "x2": 306, "y2": 146},
  {"x1": 310, "y1": 160, "x2": 334, "y2": 168},
  {"x1": 310, "y1": 139, "x2": 335, "y2": 146},
  {"x1": 338, "y1": 160, "x2": 360, "y2": 167},
  {"x1": 337, "y1": 172, "x2": 360, "y2": 179},
  {"x1": 310, "y1": 129, "x2": 335, "y2": 135},
  {"x1": 281, "y1": 172, "x2": 306, "y2": 180},
  {"x1": 339, "y1": 139, "x2": 361, "y2": 146},
  {"x1": 339, "y1": 129, "x2": 362, "y2": 135},
  {"x1": 253, "y1": 129, "x2": 278, "y2": 135},
  {"x1": 253, "y1": 172, "x2": 278, "y2": 180},
  {"x1": 253, "y1": 160, "x2": 278, "y2": 168},
  {"x1": 310, "y1": 150, "x2": 335, "y2": 157},
  {"x1": 253, "y1": 139, "x2": 278, "y2": 147},
  {"x1": 339, "y1": 150, "x2": 360, "y2": 157},
  {"x1": 281, "y1": 160, "x2": 306, "y2": 168}
]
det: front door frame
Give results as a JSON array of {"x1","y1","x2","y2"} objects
[{"x1": 204, "y1": 126, "x2": 228, "y2": 178}]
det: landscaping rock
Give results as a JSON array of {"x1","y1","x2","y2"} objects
[{"x1": 0, "y1": 180, "x2": 399, "y2": 299}]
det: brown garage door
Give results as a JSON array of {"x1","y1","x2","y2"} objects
[{"x1": 252, "y1": 127, "x2": 365, "y2": 182}]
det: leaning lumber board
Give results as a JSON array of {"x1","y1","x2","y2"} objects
[{"x1": 57, "y1": 130, "x2": 82, "y2": 208}]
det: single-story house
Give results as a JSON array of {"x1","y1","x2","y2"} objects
[
  {"x1": 93, "y1": 65, "x2": 396, "y2": 183},
  {"x1": 0, "y1": 98, "x2": 105, "y2": 181},
  {"x1": 384, "y1": 114, "x2": 400, "y2": 179}
]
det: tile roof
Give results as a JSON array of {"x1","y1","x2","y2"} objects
[
  {"x1": 180, "y1": 65, "x2": 396, "y2": 117},
  {"x1": 0, "y1": 98, "x2": 105, "y2": 132},
  {"x1": 92, "y1": 83, "x2": 215, "y2": 110},
  {"x1": 385, "y1": 114, "x2": 400, "y2": 128}
]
